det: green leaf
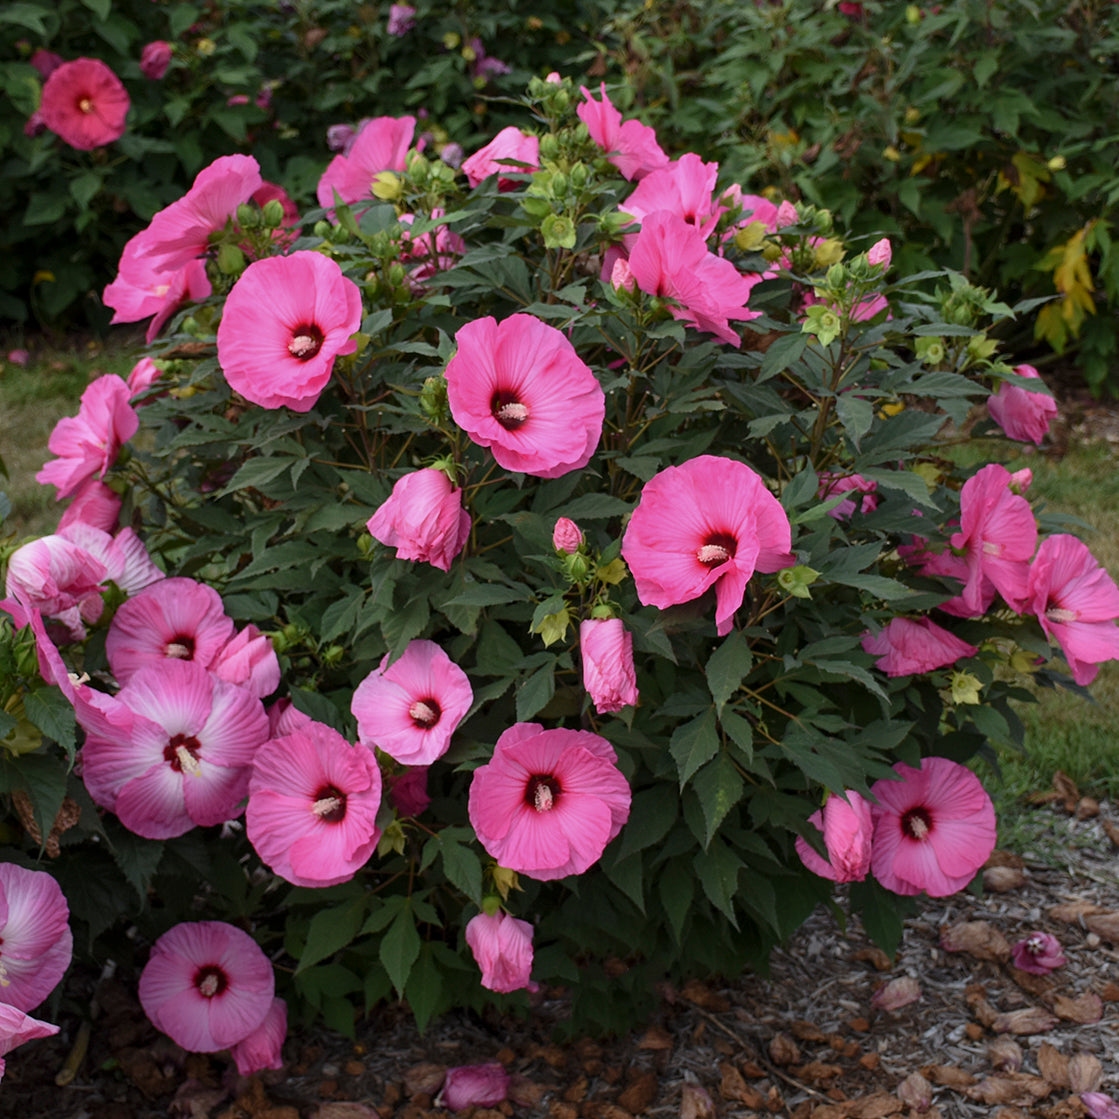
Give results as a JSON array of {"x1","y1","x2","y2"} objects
[
  {"x1": 1, "y1": 751, "x2": 66, "y2": 853},
  {"x1": 0, "y1": 3, "x2": 51, "y2": 33},
  {"x1": 693, "y1": 840, "x2": 741, "y2": 927},
  {"x1": 219, "y1": 456, "x2": 292, "y2": 495},
  {"x1": 297, "y1": 898, "x2": 366, "y2": 974},
  {"x1": 719, "y1": 708, "x2": 754, "y2": 762},
  {"x1": 850, "y1": 878, "x2": 914, "y2": 957},
  {"x1": 692, "y1": 751, "x2": 744, "y2": 847},
  {"x1": 69, "y1": 171, "x2": 103, "y2": 211},
  {"x1": 559, "y1": 493, "x2": 633, "y2": 520},
  {"x1": 705, "y1": 630, "x2": 752, "y2": 713},
  {"x1": 669, "y1": 708, "x2": 720, "y2": 787},
  {"x1": 616, "y1": 785, "x2": 678, "y2": 860},
  {"x1": 439, "y1": 836, "x2": 483, "y2": 906},
  {"x1": 404, "y1": 944, "x2": 444, "y2": 1034},
  {"x1": 79, "y1": 0, "x2": 111, "y2": 19},
  {"x1": 109, "y1": 829, "x2": 164, "y2": 904},
  {"x1": 835, "y1": 394, "x2": 874, "y2": 448},
  {"x1": 444, "y1": 583, "x2": 531, "y2": 607},
  {"x1": 603, "y1": 854, "x2": 644, "y2": 913},
  {"x1": 380, "y1": 903, "x2": 421, "y2": 998},
  {"x1": 658, "y1": 858, "x2": 694, "y2": 945},
  {"x1": 515, "y1": 660, "x2": 556, "y2": 722},
  {"x1": 22, "y1": 687, "x2": 76, "y2": 757},
  {"x1": 24, "y1": 192, "x2": 68, "y2": 227}
]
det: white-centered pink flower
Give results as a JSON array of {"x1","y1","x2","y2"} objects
[
  {"x1": 352, "y1": 639, "x2": 473, "y2": 766},
  {"x1": 0, "y1": 863, "x2": 73, "y2": 1012}
]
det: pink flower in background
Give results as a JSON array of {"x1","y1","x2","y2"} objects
[
  {"x1": 39, "y1": 58, "x2": 129, "y2": 150},
  {"x1": 266, "y1": 698, "x2": 314, "y2": 738},
  {"x1": 7, "y1": 348, "x2": 30, "y2": 366},
  {"x1": 246, "y1": 721, "x2": 383, "y2": 887},
  {"x1": 468, "y1": 723, "x2": 631, "y2": 881},
  {"x1": 444, "y1": 314, "x2": 605, "y2": 478},
  {"x1": 867, "y1": 238, "x2": 892, "y2": 268},
  {"x1": 1010, "y1": 932, "x2": 1067, "y2": 975},
  {"x1": 367, "y1": 468, "x2": 471, "y2": 571},
  {"x1": 36, "y1": 374, "x2": 138, "y2": 500},
  {"x1": 29, "y1": 50, "x2": 63, "y2": 79},
  {"x1": 398, "y1": 209, "x2": 465, "y2": 288},
  {"x1": 57, "y1": 478, "x2": 122, "y2": 535},
  {"x1": 553, "y1": 517, "x2": 583, "y2": 554},
  {"x1": 316, "y1": 115, "x2": 416, "y2": 213},
  {"x1": 869, "y1": 757, "x2": 996, "y2": 897},
  {"x1": 230, "y1": 997, "x2": 286, "y2": 1075},
  {"x1": 126, "y1": 357, "x2": 162, "y2": 399},
  {"x1": 577, "y1": 84, "x2": 668, "y2": 181},
  {"x1": 465, "y1": 911, "x2": 536, "y2": 993},
  {"x1": 387, "y1": 766, "x2": 430, "y2": 817},
  {"x1": 1025, "y1": 534, "x2": 1119, "y2": 685},
  {"x1": 987, "y1": 364, "x2": 1058, "y2": 446},
  {"x1": 622, "y1": 455, "x2": 794, "y2": 635},
  {"x1": 861, "y1": 617, "x2": 977, "y2": 677},
  {"x1": 439, "y1": 1064, "x2": 510, "y2": 1111},
  {"x1": 387, "y1": 4, "x2": 417, "y2": 35},
  {"x1": 103, "y1": 255, "x2": 212, "y2": 342},
  {"x1": 208, "y1": 624, "x2": 281, "y2": 699},
  {"x1": 123, "y1": 154, "x2": 262, "y2": 276},
  {"x1": 3, "y1": 533, "x2": 109, "y2": 640},
  {"x1": 217, "y1": 251, "x2": 362, "y2": 412},
  {"x1": 78, "y1": 659, "x2": 269, "y2": 839},
  {"x1": 352, "y1": 639, "x2": 473, "y2": 765},
  {"x1": 0, "y1": 863, "x2": 73, "y2": 1012},
  {"x1": 580, "y1": 618, "x2": 638, "y2": 714},
  {"x1": 622, "y1": 153, "x2": 724, "y2": 236},
  {"x1": 628, "y1": 211, "x2": 762, "y2": 346},
  {"x1": 462, "y1": 126, "x2": 540, "y2": 190},
  {"x1": 139, "y1": 921, "x2": 274, "y2": 1053},
  {"x1": 795, "y1": 791, "x2": 874, "y2": 882},
  {"x1": 723, "y1": 187, "x2": 782, "y2": 233},
  {"x1": 818, "y1": 472, "x2": 878, "y2": 519},
  {"x1": 59, "y1": 521, "x2": 163, "y2": 597},
  {"x1": 140, "y1": 40, "x2": 173, "y2": 80},
  {"x1": 0, "y1": 1004, "x2": 60, "y2": 1082},
  {"x1": 610, "y1": 256, "x2": 636, "y2": 292}
]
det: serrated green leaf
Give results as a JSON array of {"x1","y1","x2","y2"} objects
[
  {"x1": 693, "y1": 840, "x2": 741, "y2": 927},
  {"x1": 380, "y1": 903, "x2": 421, "y2": 997},
  {"x1": 297, "y1": 898, "x2": 366, "y2": 974},
  {"x1": 835, "y1": 394, "x2": 874, "y2": 447},
  {"x1": 658, "y1": 858, "x2": 694, "y2": 945},
  {"x1": 616, "y1": 785, "x2": 678, "y2": 860},
  {"x1": 440, "y1": 836, "x2": 483, "y2": 906},
  {"x1": 692, "y1": 751, "x2": 744, "y2": 847},
  {"x1": 515, "y1": 660, "x2": 555, "y2": 721},
  {"x1": 705, "y1": 631, "x2": 752, "y2": 713},
  {"x1": 22, "y1": 687, "x2": 76, "y2": 757},
  {"x1": 669, "y1": 708, "x2": 720, "y2": 787}
]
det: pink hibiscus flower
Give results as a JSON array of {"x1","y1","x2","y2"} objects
[
  {"x1": 987, "y1": 364, "x2": 1058, "y2": 446},
  {"x1": 818, "y1": 472, "x2": 879, "y2": 519},
  {"x1": 367, "y1": 468, "x2": 471, "y2": 571},
  {"x1": 579, "y1": 618, "x2": 638, "y2": 714},
  {"x1": 794, "y1": 790, "x2": 874, "y2": 882},
  {"x1": 316, "y1": 115, "x2": 416, "y2": 213},
  {"x1": 869, "y1": 757, "x2": 996, "y2": 897},
  {"x1": 628, "y1": 211, "x2": 762, "y2": 346},
  {"x1": 398, "y1": 209, "x2": 465, "y2": 289},
  {"x1": 1025, "y1": 534, "x2": 1119, "y2": 685},
  {"x1": 461, "y1": 126, "x2": 540, "y2": 190},
  {"x1": 621, "y1": 153, "x2": 725, "y2": 237},
  {"x1": 468, "y1": 723, "x2": 631, "y2": 881},
  {"x1": 140, "y1": 40, "x2": 173, "y2": 80},
  {"x1": 102, "y1": 255, "x2": 211, "y2": 342},
  {"x1": 246, "y1": 721, "x2": 383, "y2": 888},
  {"x1": 621, "y1": 455, "x2": 794, "y2": 635},
  {"x1": 860, "y1": 617, "x2": 978, "y2": 677},
  {"x1": 0, "y1": 1004, "x2": 60, "y2": 1083},
  {"x1": 444, "y1": 314, "x2": 605, "y2": 478},
  {"x1": 57, "y1": 478, "x2": 122, "y2": 535},
  {"x1": 39, "y1": 58, "x2": 129, "y2": 150},
  {"x1": 0, "y1": 863, "x2": 73, "y2": 1012},
  {"x1": 464, "y1": 911, "x2": 536, "y2": 993},
  {"x1": 36, "y1": 374, "x2": 138, "y2": 500},
  {"x1": 1010, "y1": 932, "x2": 1066, "y2": 975},
  {"x1": 138, "y1": 921, "x2": 274, "y2": 1053},
  {"x1": 216, "y1": 251, "x2": 362, "y2": 412},
  {"x1": 77, "y1": 659, "x2": 270, "y2": 839},
  {"x1": 351, "y1": 639, "x2": 473, "y2": 766},
  {"x1": 230, "y1": 997, "x2": 287, "y2": 1075},
  {"x1": 577, "y1": 84, "x2": 668, "y2": 181}
]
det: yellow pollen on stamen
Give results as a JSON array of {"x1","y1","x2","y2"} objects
[
  {"x1": 534, "y1": 784, "x2": 554, "y2": 812},
  {"x1": 496, "y1": 402, "x2": 529, "y2": 423},
  {"x1": 1047, "y1": 606, "x2": 1077, "y2": 624},
  {"x1": 908, "y1": 816, "x2": 929, "y2": 840},
  {"x1": 165, "y1": 642, "x2": 191, "y2": 659},
  {"x1": 313, "y1": 796, "x2": 342, "y2": 818},
  {"x1": 409, "y1": 700, "x2": 438, "y2": 726},
  {"x1": 176, "y1": 745, "x2": 202, "y2": 777},
  {"x1": 288, "y1": 334, "x2": 318, "y2": 358},
  {"x1": 696, "y1": 543, "x2": 730, "y2": 565},
  {"x1": 198, "y1": 973, "x2": 220, "y2": 997},
  {"x1": 79, "y1": 98, "x2": 94, "y2": 113},
  {"x1": 0, "y1": 960, "x2": 9, "y2": 987},
  {"x1": 982, "y1": 540, "x2": 1002, "y2": 556}
]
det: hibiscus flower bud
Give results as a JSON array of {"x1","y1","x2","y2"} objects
[
  {"x1": 579, "y1": 618, "x2": 638, "y2": 714},
  {"x1": 553, "y1": 517, "x2": 583, "y2": 554}
]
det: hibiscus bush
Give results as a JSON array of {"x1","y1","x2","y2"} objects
[{"x1": 4, "y1": 73, "x2": 1119, "y2": 1063}]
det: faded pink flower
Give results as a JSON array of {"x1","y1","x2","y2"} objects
[
  {"x1": 1081, "y1": 1093, "x2": 1119, "y2": 1119},
  {"x1": 860, "y1": 617, "x2": 978, "y2": 677},
  {"x1": 126, "y1": 357, "x2": 162, "y2": 399},
  {"x1": 622, "y1": 153, "x2": 724, "y2": 236},
  {"x1": 387, "y1": 4, "x2": 417, "y2": 35},
  {"x1": 139, "y1": 921, "x2": 274, "y2": 1053},
  {"x1": 246, "y1": 721, "x2": 383, "y2": 888},
  {"x1": 0, "y1": 1004, "x2": 60, "y2": 1083},
  {"x1": 266, "y1": 698, "x2": 315, "y2": 738},
  {"x1": 352, "y1": 639, "x2": 473, "y2": 766},
  {"x1": 77, "y1": 659, "x2": 269, "y2": 839},
  {"x1": 468, "y1": 723, "x2": 631, "y2": 881},
  {"x1": 871, "y1": 976, "x2": 922, "y2": 1011},
  {"x1": 140, "y1": 40, "x2": 173, "y2": 80},
  {"x1": 316, "y1": 116, "x2": 416, "y2": 213},
  {"x1": 217, "y1": 251, "x2": 362, "y2": 413},
  {"x1": 40, "y1": 58, "x2": 129, "y2": 150},
  {"x1": 577, "y1": 84, "x2": 668, "y2": 181},
  {"x1": 553, "y1": 517, "x2": 583, "y2": 554},
  {"x1": 795, "y1": 791, "x2": 873, "y2": 882},
  {"x1": 818, "y1": 472, "x2": 878, "y2": 519},
  {"x1": 610, "y1": 256, "x2": 636, "y2": 292},
  {"x1": 6, "y1": 348, "x2": 30, "y2": 366},
  {"x1": 462, "y1": 126, "x2": 540, "y2": 190},
  {"x1": 1025, "y1": 534, "x2": 1119, "y2": 685},
  {"x1": 580, "y1": 618, "x2": 638, "y2": 714},
  {"x1": 465, "y1": 911, "x2": 535, "y2": 993},
  {"x1": 36, "y1": 374, "x2": 138, "y2": 500},
  {"x1": 445, "y1": 314, "x2": 605, "y2": 478},
  {"x1": 622, "y1": 455, "x2": 794, "y2": 635},
  {"x1": 1010, "y1": 932, "x2": 1067, "y2": 975},
  {"x1": 988, "y1": 364, "x2": 1058, "y2": 446},
  {"x1": 230, "y1": 997, "x2": 286, "y2": 1075},
  {"x1": 0, "y1": 863, "x2": 73, "y2": 1012},
  {"x1": 57, "y1": 478, "x2": 122, "y2": 535},
  {"x1": 439, "y1": 1064, "x2": 510, "y2": 1111},
  {"x1": 869, "y1": 757, "x2": 997, "y2": 897},
  {"x1": 628, "y1": 211, "x2": 762, "y2": 346},
  {"x1": 367, "y1": 468, "x2": 471, "y2": 571}
]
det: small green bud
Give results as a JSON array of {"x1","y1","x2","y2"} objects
[
  {"x1": 550, "y1": 171, "x2": 568, "y2": 197},
  {"x1": 386, "y1": 261, "x2": 407, "y2": 288},
  {"x1": 563, "y1": 552, "x2": 590, "y2": 583},
  {"x1": 322, "y1": 644, "x2": 344, "y2": 666},
  {"x1": 777, "y1": 564, "x2": 820, "y2": 599},
  {"x1": 538, "y1": 133, "x2": 559, "y2": 161},
  {"x1": 236, "y1": 203, "x2": 259, "y2": 229},
  {"x1": 541, "y1": 213, "x2": 577, "y2": 250},
  {"x1": 261, "y1": 198, "x2": 285, "y2": 228},
  {"x1": 313, "y1": 219, "x2": 332, "y2": 239},
  {"x1": 481, "y1": 894, "x2": 503, "y2": 917},
  {"x1": 418, "y1": 375, "x2": 448, "y2": 422},
  {"x1": 216, "y1": 243, "x2": 246, "y2": 276},
  {"x1": 569, "y1": 162, "x2": 588, "y2": 190},
  {"x1": 825, "y1": 261, "x2": 846, "y2": 289}
]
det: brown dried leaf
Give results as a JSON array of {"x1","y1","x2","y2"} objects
[
  {"x1": 768, "y1": 1033, "x2": 800, "y2": 1066},
  {"x1": 986, "y1": 1039, "x2": 1023, "y2": 1073},
  {"x1": 922, "y1": 1065, "x2": 975, "y2": 1089},
  {"x1": 939, "y1": 921, "x2": 1011, "y2": 962},
  {"x1": 617, "y1": 1070, "x2": 658, "y2": 1115},
  {"x1": 991, "y1": 1007, "x2": 1058, "y2": 1035},
  {"x1": 509, "y1": 1078, "x2": 547, "y2": 1109},
  {"x1": 966, "y1": 994, "x2": 999, "y2": 1028},
  {"x1": 796, "y1": 1061, "x2": 843, "y2": 1085},
  {"x1": 983, "y1": 866, "x2": 1026, "y2": 893},
  {"x1": 1036, "y1": 1042, "x2": 1069, "y2": 1088},
  {"x1": 1085, "y1": 912, "x2": 1119, "y2": 943},
  {"x1": 718, "y1": 1063, "x2": 765, "y2": 1108},
  {"x1": 1047, "y1": 901, "x2": 1104, "y2": 923},
  {"x1": 790, "y1": 1020, "x2": 828, "y2": 1042},
  {"x1": 989, "y1": 1110, "x2": 1029, "y2": 1119},
  {"x1": 985, "y1": 849, "x2": 1026, "y2": 869},
  {"x1": 1050, "y1": 991, "x2": 1103, "y2": 1024},
  {"x1": 313, "y1": 1106, "x2": 381, "y2": 1119},
  {"x1": 1052, "y1": 770, "x2": 1079, "y2": 810},
  {"x1": 170, "y1": 1080, "x2": 229, "y2": 1119},
  {"x1": 679, "y1": 1083, "x2": 714, "y2": 1119},
  {"x1": 637, "y1": 1026, "x2": 673, "y2": 1052},
  {"x1": 402, "y1": 1065, "x2": 445, "y2": 1097},
  {"x1": 1066, "y1": 1053, "x2": 1102, "y2": 1095},
  {"x1": 896, "y1": 1072, "x2": 932, "y2": 1112},
  {"x1": 1102, "y1": 817, "x2": 1119, "y2": 848},
  {"x1": 1076, "y1": 796, "x2": 1100, "y2": 820},
  {"x1": 853, "y1": 947, "x2": 892, "y2": 971},
  {"x1": 680, "y1": 979, "x2": 730, "y2": 1012},
  {"x1": 964, "y1": 1074, "x2": 1052, "y2": 1106},
  {"x1": 1007, "y1": 966, "x2": 1054, "y2": 997},
  {"x1": 846, "y1": 1092, "x2": 904, "y2": 1117},
  {"x1": 870, "y1": 977, "x2": 921, "y2": 1012}
]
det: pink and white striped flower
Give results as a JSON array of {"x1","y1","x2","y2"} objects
[{"x1": 0, "y1": 863, "x2": 73, "y2": 1013}]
